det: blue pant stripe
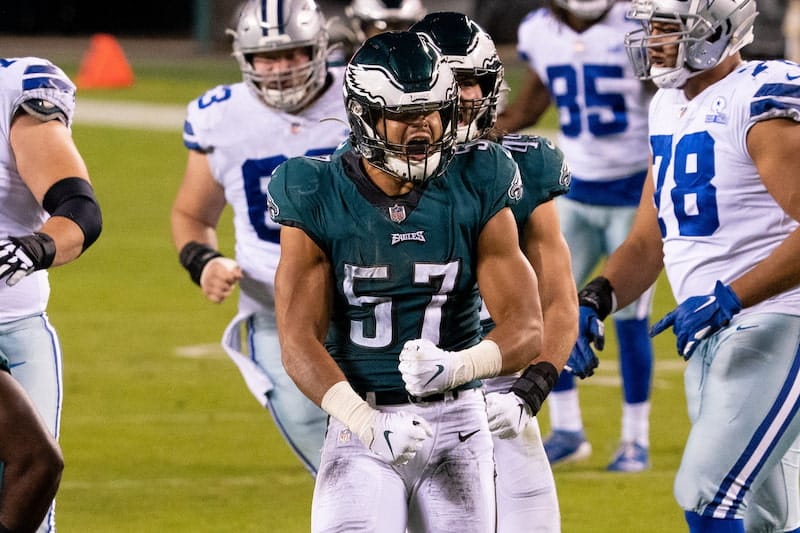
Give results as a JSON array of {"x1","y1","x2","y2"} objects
[
  {"x1": 707, "y1": 343, "x2": 800, "y2": 518},
  {"x1": 246, "y1": 316, "x2": 318, "y2": 477}
]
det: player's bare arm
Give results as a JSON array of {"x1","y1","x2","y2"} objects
[
  {"x1": 274, "y1": 225, "x2": 343, "y2": 406},
  {"x1": 731, "y1": 118, "x2": 800, "y2": 307},
  {"x1": 479, "y1": 206, "x2": 544, "y2": 373},
  {"x1": 10, "y1": 112, "x2": 94, "y2": 266},
  {"x1": 602, "y1": 168, "x2": 665, "y2": 309},
  {"x1": 523, "y1": 200, "x2": 578, "y2": 370},
  {"x1": 171, "y1": 150, "x2": 242, "y2": 303},
  {"x1": 495, "y1": 67, "x2": 551, "y2": 133},
  {"x1": 171, "y1": 150, "x2": 227, "y2": 251},
  {"x1": 276, "y1": 224, "x2": 432, "y2": 466}
]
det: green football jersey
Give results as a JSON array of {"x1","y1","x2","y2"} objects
[
  {"x1": 478, "y1": 134, "x2": 571, "y2": 335},
  {"x1": 497, "y1": 134, "x2": 571, "y2": 237},
  {"x1": 268, "y1": 141, "x2": 521, "y2": 393}
]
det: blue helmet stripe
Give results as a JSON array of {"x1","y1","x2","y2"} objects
[{"x1": 261, "y1": 0, "x2": 285, "y2": 36}]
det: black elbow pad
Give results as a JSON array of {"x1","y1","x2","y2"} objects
[{"x1": 42, "y1": 177, "x2": 102, "y2": 251}]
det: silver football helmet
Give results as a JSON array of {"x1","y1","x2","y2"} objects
[
  {"x1": 624, "y1": 0, "x2": 757, "y2": 88},
  {"x1": 411, "y1": 12, "x2": 504, "y2": 143},
  {"x1": 228, "y1": 0, "x2": 329, "y2": 111},
  {"x1": 553, "y1": 0, "x2": 616, "y2": 21},
  {"x1": 344, "y1": 31, "x2": 458, "y2": 183},
  {"x1": 345, "y1": 0, "x2": 427, "y2": 41}
]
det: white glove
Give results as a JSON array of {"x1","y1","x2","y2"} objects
[
  {"x1": 485, "y1": 391, "x2": 532, "y2": 439},
  {"x1": 398, "y1": 338, "x2": 502, "y2": 397},
  {"x1": 321, "y1": 381, "x2": 432, "y2": 466},
  {"x1": 357, "y1": 410, "x2": 433, "y2": 466}
]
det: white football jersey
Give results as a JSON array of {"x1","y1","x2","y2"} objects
[
  {"x1": 651, "y1": 60, "x2": 800, "y2": 315},
  {"x1": 0, "y1": 57, "x2": 76, "y2": 321},
  {"x1": 517, "y1": 3, "x2": 650, "y2": 181},
  {"x1": 183, "y1": 68, "x2": 349, "y2": 315}
]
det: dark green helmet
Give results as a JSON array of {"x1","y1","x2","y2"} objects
[
  {"x1": 344, "y1": 31, "x2": 459, "y2": 183},
  {"x1": 411, "y1": 12, "x2": 504, "y2": 143}
]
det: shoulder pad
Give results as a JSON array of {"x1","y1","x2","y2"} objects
[{"x1": 19, "y1": 98, "x2": 69, "y2": 125}]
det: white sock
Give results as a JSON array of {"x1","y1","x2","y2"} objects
[
  {"x1": 622, "y1": 401, "x2": 650, "y2": 447},
  {"x1": 548, "y1": 389, "x2": 583, "y2": 432}
]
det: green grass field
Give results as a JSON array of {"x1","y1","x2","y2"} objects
[{"x1": 44, "y1": 58, "x2": 689, "y2": 531}]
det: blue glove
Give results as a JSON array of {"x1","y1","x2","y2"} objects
[
  {"x1": 564, "y1": 306, "x2": 604, "y2": 379},
  {"x1": 650, "y1": 281, "x2": 742, "y2": 360}
]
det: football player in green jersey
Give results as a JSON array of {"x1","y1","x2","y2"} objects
[
  {"x1": 412, "y1": 12, "x2": 577, "y2": 532},
  {"x1": 269, "y1": 31, "x2": 542, "y2": 532}
]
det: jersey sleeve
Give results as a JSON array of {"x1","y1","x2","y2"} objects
[
  {"x1": 267, "y1": 156, "x2": 329, "y2": 249},
  {"x1": 515, "y1": 9, "x2": 548, "y2": 74},
  {"x1": 470, "y1": 141, "x2": 523, "y2": 227},
  {"x1": 182, "y1": 84, "x2": 233, "y2": 153},
  {"x1": 747, "y1": 61, "x2": 800, "y2": 127},
  {"x1": 5, "y1": 57, "x2": 76, "y2": 127},
  {"x1": 504, "y1": 134, "x2": 571, "y2": 210}
]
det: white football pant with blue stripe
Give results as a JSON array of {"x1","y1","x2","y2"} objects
[{"x1": 675, "y1": 313, "x2": 800, "y2": 532}]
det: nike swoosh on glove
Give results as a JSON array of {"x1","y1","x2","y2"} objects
[
  {"x1": 399, "y1": 339, "x2": 457, "y2": 396},
  {"x1": 564, "y1": 306, "x2": 604, "y2": 379},
  {"x1": 486, "y1": 391, "x2": 531, "y2": 439},
  {"x1": 650, "y1": 280, "x2": 742, "y2": 360},
  {"x1": 357, "y1": 411, "x2": 433, "y2": 466}
]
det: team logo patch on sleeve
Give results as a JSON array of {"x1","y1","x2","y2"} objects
[
  {"x1": 507, "y1": 168, "x2": 523, "y2": 202},
  {"x1": 267, "y1": 194, "x2": 280, "y2": 221},
  {"x1": 559, "y1": 161, "x2": 572, "y2": 187}
]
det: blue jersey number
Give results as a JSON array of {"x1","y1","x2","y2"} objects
[
  {"x1": 198, "y1": 86, "x2": 232, "y2": 109},
  {"x1": 546, "y1": 64, "x2": 628, "y2": 138},
  {"x1": 242, "y1": 149, "x2": 337, "y2": 243},
  {"x1": 651, "y1": 132, "x2": 719, "y2": 237}
]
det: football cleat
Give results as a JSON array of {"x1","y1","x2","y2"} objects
[
  {"x1": 607, "y1": 441, "x2": 650, "y2": 472},
  {"x1": 543, "y1": 429, "x2": 592, "y2": 465}
]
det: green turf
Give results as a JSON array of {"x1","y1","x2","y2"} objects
[{"x1": 44, "y1": 64, "x2": 689, "y2": 531}]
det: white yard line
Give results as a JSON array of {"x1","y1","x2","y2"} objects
[{"x1": 75, "y1": 98, "x2": 186, "y2": 131}]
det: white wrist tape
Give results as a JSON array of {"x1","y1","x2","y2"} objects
[
  {"x1": 320, "y1": 381, "x2": 376, "y2": 445},
  {"x1": 452, "y1": 339, "x2": 503, "y2": 386}
]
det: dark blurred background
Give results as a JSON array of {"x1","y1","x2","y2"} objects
[{"x1": 0, "y1": 0, "x2": 539, "y2": 46}]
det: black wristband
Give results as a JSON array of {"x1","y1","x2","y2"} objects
[
  {"x1": 510, "y1": 361, "x2": 559, "y2": 416},
  {"x1": 578, "y1": 276, "x2": 614, "y2": 320},
  {"x1": 10, "y1": 232, "x2": 56, "y2": 270},
  {"x1": 178, "y1": 241, "x2": 223, "y2": 286}
]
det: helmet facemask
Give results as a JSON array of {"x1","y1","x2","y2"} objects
[
  {"x1": 454, "y1": 68, "x2": 503, "y2": 143},
  {"x1": 347, "y1": 90, "x2": 459, "y2": 183}
]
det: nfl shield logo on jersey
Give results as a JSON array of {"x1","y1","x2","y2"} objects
[{"x1": 389, "y1": 204, "x2": 407, "y2": 223}]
